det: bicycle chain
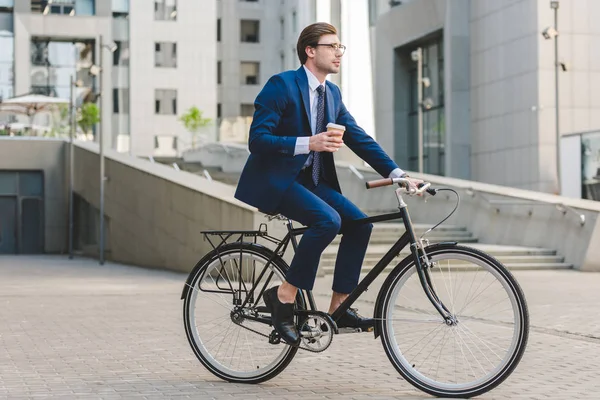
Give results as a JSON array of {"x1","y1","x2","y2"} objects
[{"x1": 233, "y1": 319, "x2": 332, "y2": 353}]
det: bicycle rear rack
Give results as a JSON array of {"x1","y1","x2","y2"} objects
[{"x1": 201, "y1": 223, "x2": 283, "y2": 252}]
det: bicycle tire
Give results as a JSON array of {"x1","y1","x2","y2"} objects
[
  {"x1": 182, "y1": 242, "x2": 304, "y2": 384},
  {"x1": 377, "y1": 243, "x2": 529, "y2": 398}
]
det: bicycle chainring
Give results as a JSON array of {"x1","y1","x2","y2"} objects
[{"x1": 298, "y1": 315, "x2": 334, "y2": 353}]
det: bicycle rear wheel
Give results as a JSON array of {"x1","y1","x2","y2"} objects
[
  {"x1": 378, "y1": 244, "x2": 529, "y2": 398},
  {"x1": 182, "y1": 242, "x2": 303, "y2": 384}
]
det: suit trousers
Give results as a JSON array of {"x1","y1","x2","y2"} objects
[{"x1": 274, "y1": 169, "x2": 373, "y2": 293}]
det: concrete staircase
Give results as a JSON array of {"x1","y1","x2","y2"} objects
[{"x1": 319, "y1": 222, "x2": 572, "y2": 275}]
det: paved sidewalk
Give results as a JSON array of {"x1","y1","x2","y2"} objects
[{"x1": 1, "y1": 255, "x2": 599, "y2": 399}]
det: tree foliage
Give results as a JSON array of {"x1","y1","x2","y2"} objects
[{"x1": 179, "y1": 106, "x2": 211, "y2": 147}]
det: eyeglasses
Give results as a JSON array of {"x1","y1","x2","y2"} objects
[{"x1": 313, "y1": 43, "x2": 346, "y2": 55}]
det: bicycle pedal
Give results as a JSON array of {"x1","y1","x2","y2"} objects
[{"x1": 268, "y1": 330, "x2": 281, "y2": 345}]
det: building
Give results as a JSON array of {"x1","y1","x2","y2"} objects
[
  {"x1": 371, "y1": 0, "x2": 600, "y2": 200},
  {"x1": 215, "y1": 0, "x2": 315, "y2": 143},
  {"x1": 0, "y1": 0, "x2": 216, "y2": 157}
]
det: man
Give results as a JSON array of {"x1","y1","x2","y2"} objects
[{"x1": 234, "y1": 22, "x2": 422, "y2": 345}]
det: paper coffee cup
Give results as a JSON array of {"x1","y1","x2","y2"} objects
[{"x1": 326, "y1": 122, "x2": 345, "y2": 132}]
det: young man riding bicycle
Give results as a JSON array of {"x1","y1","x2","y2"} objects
[{"x1": 234, "y1": 22, "x2": 423, "y2": 345}]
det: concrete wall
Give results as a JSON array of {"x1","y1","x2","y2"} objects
[
  {"x1": 2, "y1": 137, "x2": 599, "y2": 273},
  {"x1": 0, "y1": 138, "x2": 67, "y2": 253},
  {"x1": 71, "y1": 141, "x2": 291, "y2": 272},
  {"x1": 469, "y1": 0, "x2": 542, "y2": 191},
  {"x1": 335, "y1": 161, "x2": 600, "y2": 271}
]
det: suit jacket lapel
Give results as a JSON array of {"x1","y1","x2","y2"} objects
[
  {"x1": 325, "y1": 82, "x2": 335, "y2": 125},
  {"x1": 295, "y1": 67, "x2": 311, "y2": 133}
]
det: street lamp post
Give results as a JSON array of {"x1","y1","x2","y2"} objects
[
  {"x1": 551, "y1": 0, "x2": 560, "y2": 195},
  {"x1": 542, "y1": 1, "x2": 562, "y2": 194},
  {"x1": 416, "y1": 48, "x2": 424, "y2": 174},
  {"x1": 68, "y1": 75, "x2": 75, "y2": 259},
  {"x1": 98, "y1": 35, "x2": 105, "y2": 265},
  {"x1": 96, "y1": 35, "x2": 118, "y2": 265}
]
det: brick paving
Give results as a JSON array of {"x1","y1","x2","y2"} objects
[{"x1": 1, "y1": 255, "x2": 599, "y2": 399}]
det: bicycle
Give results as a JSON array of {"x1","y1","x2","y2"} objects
[{"x1": 181, "y1": 177, "x2": 529, "y2": 398}]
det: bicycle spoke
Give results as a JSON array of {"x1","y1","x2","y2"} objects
[
  {"x1": 457, "y1": 323, "x2": 505, "y2": 362},
  {"x1": 185, "y1": 247, "x2": 295, "y2": 380},
  {"x1": 383, "y1": 249, "x2": 527, "y2": 395}
]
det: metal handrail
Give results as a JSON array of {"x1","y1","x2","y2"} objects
[
  {"x1": 348, "y1": 164, "x2": 364, "y2": 180},
  {"x1": 464, "y1": 188, "x2": 586, "y2": 226}
]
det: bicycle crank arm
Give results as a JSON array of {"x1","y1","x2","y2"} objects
[{"x1": 294, "y1": 310, "x2": 339, "y2": 334}]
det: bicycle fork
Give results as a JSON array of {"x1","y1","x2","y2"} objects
[{"x1": 396, "y1": 188, "x2": 455, "y2": 325}]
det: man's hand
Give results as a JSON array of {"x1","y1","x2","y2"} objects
[
  {"x1": 309, "y1": 129, "x2": 344, "y2": 152},
  {"x1": 404, "y1": 177, "x2": 425, "y2": 194}
]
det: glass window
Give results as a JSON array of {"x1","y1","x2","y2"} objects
[
  {"x1": 154, "y1": 42, "x2": 176, "y2": 68},
  {"x1": 406, "y1": 36, "x2": 445, "y2": 176},
  {"x1": 217, "y1": 61, "x2": 221, "y2": 84},
  {"x1": 75, "y1": 0, "x2": 94, "y2": 16},
  {"x1": 292, "y1": 10, "x2": 297, "y2": 33},
  {"x1": 240, "y1": 62, "x2": 259, "y2": 85},
  {"x1": 113, "y1": 88, "x2": 129, "y2": 113},
  {"x1": 240, "y1": 20, "x2": 259, "y2": 43},
  {"x1": 582, "y1": 132, "x2": 600, "y2": 201},
  {"x1": 47, "y1": 41, "x2": 78, "y2": 66},
  {"x1": 155, "y1": 89, "x2": 177, "y2": 115},
  {"x1": 368, "y1": 0, "x2": 377, "y2": 27},
  {"x1": 0, "y1": 171, "x2": 17, "y2": 195},
  {"x1": 154, "y1": 0, "x2": 177, "y2": 21},
  {"x1": 0, "y1": 14, "x2": 13, "y2": 101},
  {"x1": 217, "y1": 19, "x2": 221, "y2": 42},
  {"x1": 29, "y1": 38, "x2": 94, "y2": 100},
  {"x1": 31, "y1": 0, "x2": 95, "y2": 15},
  {"x1": 113, "y1": 40, "x2": 129, "y2": 66},
  {"x1": 240, "y1": 103, "x2": 254, "y2": 117},
  {"x1": 112, "y1": 0, "x2": 128, "y2": 13},
  {"x1": 0, "y1": 0, "x2": 13, "y2": 9},
  {"x1": 18, "y1": 172, "x2": 43, "y2": 197}
]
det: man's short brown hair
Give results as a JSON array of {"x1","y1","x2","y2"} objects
[{"x1": 296, "y1": 22, "x2": 337, "y2": 65}]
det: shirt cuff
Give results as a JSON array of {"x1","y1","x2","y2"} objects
[
  {"x1": 294, "y1": 137, "x2": 311, "y2": 156},
  {"x1": 388, "y1": 168, "x2": 407, "y2": 179}
]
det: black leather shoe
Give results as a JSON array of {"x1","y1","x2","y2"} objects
[
  {"x1": 335, "y1": 308, "x2": 375, "y2": 330},
  {"x1": 263, "y1": 286, "x2": 300, "y2": 345}
]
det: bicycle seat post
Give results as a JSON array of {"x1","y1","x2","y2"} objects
[{"x1": 286, "y1": 219, "x2": 300, "y2": 251}]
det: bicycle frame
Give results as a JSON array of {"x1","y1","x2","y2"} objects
[{"x1": 236, "y1": 186, "x2": 453, "y2": 325}]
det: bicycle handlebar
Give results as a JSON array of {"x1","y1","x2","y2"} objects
[{"x1": 365, "y1": 177, "x2": 437, "y2": 196}]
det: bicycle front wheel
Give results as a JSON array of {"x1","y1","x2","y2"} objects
[
  {"x1": 183, "y1": 243, "x2": 302, "y2": 384},
  {"x1": 378, "y1": 244, "x2": 529, "y2": 398}
]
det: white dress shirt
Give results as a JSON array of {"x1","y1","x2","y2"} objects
[{"x1": 294, "y1": 65, "x2": 405, "y2": 178}]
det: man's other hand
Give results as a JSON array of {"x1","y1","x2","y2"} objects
[
  {"x1": 405, "y1": 177, "x2": 425, "y2": 194},
  {"x1": 309, "y1": 130, "x2": 344, "y2": 152}
]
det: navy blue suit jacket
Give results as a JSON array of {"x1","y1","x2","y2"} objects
[{"x1": 234, "y1": 67, "x2": 399, "y2": 213}]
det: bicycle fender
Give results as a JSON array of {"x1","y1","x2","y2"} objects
[{"x1": 372, "y1": 241, "x2": 457, "y2": 339}]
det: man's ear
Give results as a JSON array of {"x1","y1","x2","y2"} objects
[{"x1": 305, "y1": 46, "x2": 315, "y2": 59}]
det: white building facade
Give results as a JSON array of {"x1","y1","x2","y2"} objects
[{"x1": 0, "y1": 0, "x2": 217, "y2": 158}]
